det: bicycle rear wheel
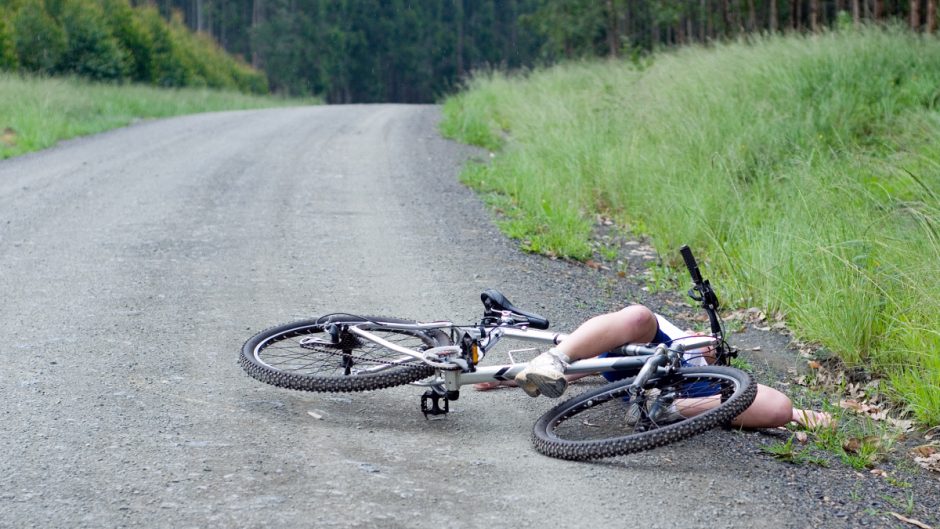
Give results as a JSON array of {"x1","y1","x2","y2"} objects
[
  {"x1": 532, "y1": 366, "x2": 756, "y2": 460},
  {"x1": 240, "y1": 316, "x2": 450, "y2": 392}
]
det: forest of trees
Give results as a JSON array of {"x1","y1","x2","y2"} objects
[
  {"x1": 3, "y1": 0, "x2": 938, "y2": 101},
  {"x1": 152, "y1": 0, "x2": 939, "y2": 103}
]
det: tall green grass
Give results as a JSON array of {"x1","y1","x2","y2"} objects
[
  {"x1": 441, "y1": 26, "x2": 940, "y2": 425},
  {"x1": 0, "y1": 72, "x2": 315, "y2": 159}
]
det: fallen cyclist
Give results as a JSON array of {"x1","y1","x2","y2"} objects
[{"x1": 477, "y1": 304, "x2": 831, "y2": 429}]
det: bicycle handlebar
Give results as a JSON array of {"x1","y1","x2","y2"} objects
[
  {"x1": 680, "y1": 245, "x2": 704, "y2": 285},
  {"x1": 679, "y1": 245, "x2": 723, "y2": 338}
]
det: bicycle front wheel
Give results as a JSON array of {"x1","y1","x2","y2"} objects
[
  {"x1": 240, "y1": 316, "x2": 450, "y2": 392},
  {"x1": 532, "y1": 366, "x2": 756, "y2": 460}
]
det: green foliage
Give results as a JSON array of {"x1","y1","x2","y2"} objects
[
  {"x1": 13, "y1": 0, "x2": 66, "y2": 73},
  {"x1": 59, "y1": 0, "x2": 128, "y2": 80},
  {"x1": 3, "y1": 0, "x2": 267, "y2": 93},
  {"x1": 138, "y1": 7, "x2": 189, "y2": 87},
  {"x1": 0, "y1": 71, "x2": 309, "y2": 159},
  {"x1": 524, "y1": 0, "x2": 606, "y2": 58},
  {"x1": 0, "y1": 14, "x2": 17, "y2": 70},
  {"x1": 441, "y1": 27, "x2": 940, "y2": 425},
  {"x1": 100, "y1": 0, "x2": 153, "y2": 82},
  {"x1": 760, "y1": 435, "x2": 829, "y2": 466}
]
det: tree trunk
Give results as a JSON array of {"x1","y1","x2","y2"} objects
[
  {"x1": 509, "y1": 0, "x2": 518, "y2": 65},
  {"x1": 251, "y1": 0, "x2": 263, "y2": 69},
  {"x1": 911, "y1": 0, "x2": 921, "y2": 30},
  {"x1": 700, "y1": 0, "x2": 708, "y2": 39},
  {"x1": 852, "y1": 0, "x2": 861, "y2": 24},
  {"x1": 769, "y1": 0, "x2": 778, "y2": 31},
  {"x1": 873, "y1": 0, "x2": 882, "y2": 20},
  {"x1": 928, "y1": 0, "x2": 937, "y2": 32},
  {"x1": 747, "y1": 0, "x2": 757, "y2": 30},
  {"x1": 724, "y1": 0, "x2": 733, "y2": 35},
  {"x1": 625, "y1": 0, "x2": 633, "y2": 47},
  {"x1": 454, "y1": 0, "x2": 464, "y2": 78},
  {"x1": 606, "y1": 0, "x2": 618, "y2": 57},
  {"x1": 810, "y1": 0, "x2": 819, "y2": 31}
]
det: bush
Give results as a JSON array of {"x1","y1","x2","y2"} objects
[
  {"x1": 138, "y1": 6, "x2": 190, "y2": 87},
  {"x1": 13, "y1": 0, "x2": 66, "y2": 73},
  {"x1": 6, "y1": 0, "x2": 268, "y2": 94},
  {"x1": 59, "y1": 0, "x2": 128, "y2": 80},
  {"x1": 0, "y1": 14, "x2": 18, "y2": 70},
  {"x1": 100, "y1": 0, "x2": 153, "y2": 83}
]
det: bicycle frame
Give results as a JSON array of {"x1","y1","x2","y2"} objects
[{"x1": 346, "y1": 320, "x2": 720, "y2": 393}]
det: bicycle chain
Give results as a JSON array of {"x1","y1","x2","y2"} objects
[{"x1": 296, "y1": 340, "x2": 460, "y2": 371}]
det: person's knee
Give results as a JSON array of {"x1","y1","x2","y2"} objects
[{"x1": 617, "y1": 305, "x2": 658, "y2": 342}]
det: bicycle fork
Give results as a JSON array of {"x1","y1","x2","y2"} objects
[{"x1": 626, "y1": 344, "x2": 677, "y2": 425}]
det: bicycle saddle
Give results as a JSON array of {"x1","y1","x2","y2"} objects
[{"x1": 481, "y1": 289, "x2": 550, "y2": 329}]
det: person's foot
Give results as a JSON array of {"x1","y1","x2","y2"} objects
[
  {"x1": 514, "y1": 349, "x2": 569, "y2": 398},
  {"x1": 625, "y1": 393, "x2": 684, "y2": 426},
  {"x1": 473, "y1": 380, "x2": 517, "y2": 391},
  {"x1": 792, "y1": 409, "x2": 834, "y2": 429}
]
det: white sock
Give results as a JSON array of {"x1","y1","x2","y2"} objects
[{"x1": 547, "y1": 347, "x2": 571, "y2": 365}]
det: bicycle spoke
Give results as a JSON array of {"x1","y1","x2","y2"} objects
[{"x1": 254, "y1": 325, "x2": 432, "y2": 377}]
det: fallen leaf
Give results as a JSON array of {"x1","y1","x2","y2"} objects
[
  {"x1": 839, "y1": 399, "x2": 864, "y2": 412},
  {"x1": 795, "y1": 431, "x2": 808, "y2": 444},
  {"x1": 914, "y1": 453, "x2": 940, "y2": 473},
  {"x1": 843, "y1": 437, "x2": 861, "y2": 453},
  {"x1": 911, "y1": 444, "x2": 939, "y2": 458},
  {"x1": 808, "y1": 360, "x2": 821, "y2": 369},
  {"x1": 887, "y1": 512, "x2": 934, "y2": 529},
  {"x1": 585, "y1": 260, "x2": 602, "y2": 270},
  {"x1": 870, "y1": 468, "x2": 887, "y2": 477},
  {"x1": 0, "y1": 127, "x2": 16, "y2": 147}
]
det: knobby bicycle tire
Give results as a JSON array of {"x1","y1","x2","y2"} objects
[
  {"x1": 239, "y1": 315, "x2": 450, "y2": 392},
  {"x1": 532, "y1": 366, "x2": 756, "y2": 460}
]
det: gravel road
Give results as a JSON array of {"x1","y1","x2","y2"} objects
[{"x1": 1, "y1": 105, "x2": 936, "y2": 529}]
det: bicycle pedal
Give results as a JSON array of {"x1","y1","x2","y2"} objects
[{"x1": 421, "y1": 390, "x2": 449, "y2": 419}]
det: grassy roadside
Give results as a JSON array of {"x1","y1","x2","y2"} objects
[
  {"x1": 440, "y1": 26, "x2": 940, "y2": 426},
  {"x1": 0, "y1": 73, "x2": 316, "y2": 159}
]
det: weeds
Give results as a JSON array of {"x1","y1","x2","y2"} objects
[
  {"x1": 0, "y1": 73, "x2": 311, "y2": 159},
  {"x1": 761, "y1": 435, "x2": 828, "y2": 467}
]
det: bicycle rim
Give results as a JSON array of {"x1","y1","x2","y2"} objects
[{"x1": 532, "y1": 366, "x2": 756, "y2": 460}]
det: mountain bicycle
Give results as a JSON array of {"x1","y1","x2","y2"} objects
[{"x1": 239, "y1": 246, "x2": 757, "y2": 460}]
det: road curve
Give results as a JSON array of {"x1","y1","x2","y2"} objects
[{"x1": 0, "y1": 105, "x2": 930, "y2": 529}]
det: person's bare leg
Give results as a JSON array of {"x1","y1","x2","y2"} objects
[
  {"x1": 555, "y1": 305, "x2": 660, "y2": 360},
  {"x1": 672, "y1": 384, "x2": 831, "y2": 429},
  {"x1": 474, "y1": 372, "x2": 592, "y2": 391},
  {"x1": 514, "y1": 305, "x2": 659, "y2": 397}
]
